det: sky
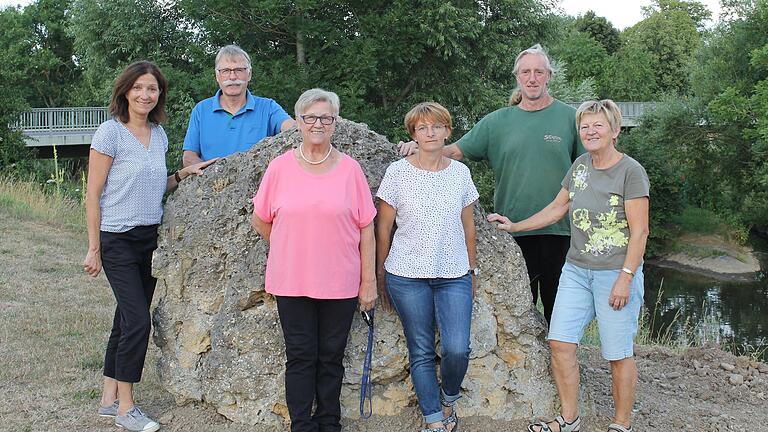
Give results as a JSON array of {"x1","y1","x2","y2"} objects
[
  {"x1": 1, "y1": 0, "x2": 724, "y2": 30},
  {"x1": 559, "y1": 0, "x2": 723, "y2": 29}
]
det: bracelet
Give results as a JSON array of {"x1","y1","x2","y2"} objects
[
  {"x1": 621, "y1": 267, "x2": 635, "y2": 277},
  {"x1": 174, "y1": 171, "x2": 182, "y2": 183}
]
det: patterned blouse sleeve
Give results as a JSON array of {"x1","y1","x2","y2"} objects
[
  {"x1": 252, "y1": 161, "x2": 278, "y2": 223},
  {"x1": 90, "y1": 120, "x2": 118, "y2": 158},
  {"x1": 158, "y1": 125, "x2": 169, "y2": 154},
  {"x1": 353, "y1": 161, "x2": 377, "y2": 228},
  {"x1": 375, "y1": 163, "x2": 399, "y2": 209}
]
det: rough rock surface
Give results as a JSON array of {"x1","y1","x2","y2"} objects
[{"x1": 151, "y1": 119, "x2": 555, "y2": 426}]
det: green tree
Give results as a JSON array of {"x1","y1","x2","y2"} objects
[
  {"x1": 0, "y1": 7, "x2": 36, "y2": 172},
  {"x1": 550, "y1": 30, "x2": 609, "y2": 86},
  {"x1": 641, "y1": 0, "x2": 712, "y2": 30},
  {"x1": 22, "y1": 0, "x2": 80, "y2": 107},
  {"x1": 599, "y1": 45, "x2": 659, "y2": 100},
  {"x1": 574, "y1": 10, "x2": 621, "y2": 54},
  {"x1": 689, "y1": 0, "x2": 768, "y2": 229},
  {"x1": 176, "y1": 0, "x2": 559, "y2": 141},
  {"x1": 623, "y1": 0, "x2": 707, "y2": 96}
]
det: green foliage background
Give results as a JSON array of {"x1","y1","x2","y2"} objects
[{"x1": 2, "y1": 0, "x2": 768, "y2": 253}]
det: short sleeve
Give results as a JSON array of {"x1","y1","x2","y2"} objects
[
  {"x1": 268, "y1": 99, "x2": 292, "y2": 136},
  {"x1": 375, "y1": 163, "x2": 400, "y2": 209},
  {"x1": 456, "y1": 115, "x2": 490, "y2": 162},
  {"x1": 252, "y1": 162, "x2": 277, "y2": 223},
  {"x1": 352, "y1": 161, "x2": 377, "y2": 228},
  {"x1": 90, "y1": 120, "x2": 118, "y2": 157},
  {"x1": 461, "y1": 165, "x2": 480, "y2": 207},
  {"x1": 182, "y1": 104, "x2": 201, "y2": 153},
  {"x1": 624, "y1": 162, "x2": 650, "y2": 200},
  {"x1": 156, "y1": 125, "x2": 169, "y2": 153}
]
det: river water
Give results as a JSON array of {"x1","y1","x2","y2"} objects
[{"x1": 643, "y1": 234, "x2": 768, "y2": 360}]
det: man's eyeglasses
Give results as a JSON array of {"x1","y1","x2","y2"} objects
[
  {"x1": 217, "y1": 67, "x2": 249, "y2": 76},
  {"x1": 415, "y1": 124, "x2": 446, "y2": 135},
  {"x1": 301, "y1": 115, "x2": 336, "y2": 125}
]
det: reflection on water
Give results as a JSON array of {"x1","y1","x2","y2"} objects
[{"x1": 644, "y1": 235, "x2": 768, "y2": 361}]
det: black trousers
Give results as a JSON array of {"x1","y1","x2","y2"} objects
[
  {"x1": 276, "y1": 296, "x2": 357, "y2": 432},
  {"x1": 514, "y1": 234, "x2": 570, "y2": 325},
  {"x1": 100, "y1": 225, "x2": 158, "y2": 383}
]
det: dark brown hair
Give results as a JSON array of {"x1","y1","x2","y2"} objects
[{"x1": 109, "y1": 60, "x2": 168, "y2": 124}]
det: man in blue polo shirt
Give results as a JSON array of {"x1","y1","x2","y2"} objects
[{"x1": 182, "y1": 45, "x2": 296, "y2": 166}]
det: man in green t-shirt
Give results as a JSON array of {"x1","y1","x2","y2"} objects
[{"x1": 400, "y1": 44, "x2": 584, "y2": 324}]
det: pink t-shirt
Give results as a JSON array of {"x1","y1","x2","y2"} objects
[{"x1": 252, "y1": 150, "x2": 377, "y2": 299}]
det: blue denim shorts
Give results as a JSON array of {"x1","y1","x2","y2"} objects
[{"x1": 547, "y1": 262, "x2": 644, "y2": 360}]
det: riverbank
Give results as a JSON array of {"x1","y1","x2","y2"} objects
[
  {"x1": 2, "y1": 212, "x2": 768, "y2": 430},
  {"x1": 652, "y1": 232, "x2": 762, "y2": 281}
]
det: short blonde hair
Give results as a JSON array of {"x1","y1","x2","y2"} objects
[
  {"x1": 404, "y1": 102, "x2": 452, "y2": 138},
  {"x1": 294, "y1": 88, "x2": 340, "y2": 117},
  {"x1": 576, "y1": 99, "x2": 623, "y2": 133}
]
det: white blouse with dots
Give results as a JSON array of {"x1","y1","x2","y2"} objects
[{"x1": 377, "y1": 158, "x2": 479, "y2": 279}]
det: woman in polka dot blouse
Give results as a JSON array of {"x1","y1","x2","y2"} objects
[
  {"x1": 83, "y1": 60, "x2": 215, "y2": 432},
  {"x1": 376, "y1": 102, "x2": 479, "y2": 432}
]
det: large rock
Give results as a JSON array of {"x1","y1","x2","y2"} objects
[{"x1": 152, "y1": 119, "x2": 555, "y2": 426}]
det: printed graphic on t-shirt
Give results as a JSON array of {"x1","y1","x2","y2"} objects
[{"x1": 570, "y1": 167, "x2": 629, "y2": 257}]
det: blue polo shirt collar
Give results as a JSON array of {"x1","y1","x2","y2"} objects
[{"x1": 211, "y1": 89, "x2": 256, "y2": 116}]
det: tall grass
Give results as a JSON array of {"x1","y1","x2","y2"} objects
[{"x1": 0, "y1": 175, "x2": 85, "y2": 232}]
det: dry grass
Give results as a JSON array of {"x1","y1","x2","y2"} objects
[
  {"x1": 0, "y1": 175, "x2": 86, "y2": 232},
  {"x1": 0, "y1": 212, "x2": 170, "y2": 431}
]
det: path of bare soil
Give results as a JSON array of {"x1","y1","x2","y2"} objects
[{"x1": 1, "y1": 213, "x2": 766, "y2": 431}]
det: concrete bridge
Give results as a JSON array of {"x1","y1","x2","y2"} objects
[
  {"x1": 15, "y1": 107, "x2": 110, "y2": 158},
  {"x1": 15, "y1": 103, "x2": 656, "y2": 158}
]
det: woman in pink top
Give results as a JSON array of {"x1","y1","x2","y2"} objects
[{"x1": 251, "y1": 88, "x2": 377, "y2": 432}]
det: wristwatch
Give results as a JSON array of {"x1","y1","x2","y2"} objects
[{"x1": 469, "y1": 267, "x2": 480, "y2": 276}]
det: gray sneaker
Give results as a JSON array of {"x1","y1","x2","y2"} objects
[
  {"x1": 97, "y1": 400, "x2": 119, "y2": 418},
  {"x1": 115, "y1": 406, "x2": 160, "y2": 432}
]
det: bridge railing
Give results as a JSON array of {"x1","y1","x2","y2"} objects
[
  {"x1": 566, "y1": 101, "x2": 657, "y2": 126},
  {"x1": 15, "y1": 107, "x2": 110, "y2": 132}
]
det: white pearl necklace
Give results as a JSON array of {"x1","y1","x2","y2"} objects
[{"x1": 299, "y1": 144, "x2": 332, "y2": 165}]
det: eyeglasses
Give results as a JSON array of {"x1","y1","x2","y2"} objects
[
  {"x1": 216, "y1": 67, "x2": 249, "y2": 76},
  {"x1": 415, "y1": 124, "x2": 447, "y2": 135},
  {"x1": 301, "y1": 115, "x2": 336, "y2": 125}
]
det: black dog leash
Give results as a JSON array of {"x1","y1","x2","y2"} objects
[{"x1": 359, "y1": 308, "x2": 374, "y2": 419}]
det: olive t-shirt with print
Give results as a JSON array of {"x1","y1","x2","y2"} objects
[
  {"x1": 457, "y1": 100, "x2": 583, "y2": 237},
  {"x1": 562, "y1": 153, "x2": 650, "y2": 269}
]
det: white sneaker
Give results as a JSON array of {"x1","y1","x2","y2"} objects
[{"x1": 115, "y1": 406, "x2": 160, "y2": 432}]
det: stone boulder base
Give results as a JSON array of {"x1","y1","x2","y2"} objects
[{"x1": 152, "y1": 119, "x2": 555, "y2": 426}]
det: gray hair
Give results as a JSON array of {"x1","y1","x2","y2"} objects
[
  {"x1": 294, "y1": 88, "x2": 340, "y2": 117},
  {"x1": 215, "y1": 45, "x2": 251, "y2": 70},
  {"x1": 576, "y1": 99, "x2": 623, "y2": 133},
  {"x1": 509, "y1": 44, "x2": 554, "y2": 106},
  {"x1": 512, "y1": 43, "x2": 554, "y2": 76}
]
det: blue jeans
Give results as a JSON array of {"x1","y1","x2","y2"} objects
[{"x1": 385, "y1": 272, "x2": 472, "y2": 424}]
